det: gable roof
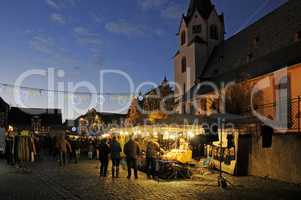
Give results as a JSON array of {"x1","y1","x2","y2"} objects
[
  {"x1": 177, "y1": 0, "x2": 216, "y2": 35},
  {"x1": 76, "y1": 110, "x2": 126, "y2": 124},
  {"x1": 0, "y1": 97, "x2": 9, "y2": 112},
  {"x1": 8, "y1": 107, "x2": 63, "y2": 127},
  {"x1": 200, "y1": 0, "x2": 301, "y2": 78},
  {"x1": 186, "y1": 0, "x2": 214, "y2": 20},
  {"x1": 184, "y1": 40, "x2": 301, "y2": 101}
]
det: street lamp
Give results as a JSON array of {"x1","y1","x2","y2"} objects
[{"x1": 218, "y1": 120, "x2": 227, "y2": 189}]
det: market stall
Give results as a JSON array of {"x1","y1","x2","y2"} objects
[
  {"x1": 111, "y1": 122, "x2": 205, "y2": 179},
  {"x1": 204, "y1": 114, "x2": 258, "y2": 176},
  {"x1": 206, "y1": 129, "x2": 238, "y2": 175},
  {"x1": 4, "y1": 126, "x2": 38, "y2": 169}
]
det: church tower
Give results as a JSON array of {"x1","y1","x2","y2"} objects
[{"x1": 173, "y1": 0, "x2": 224, "y2": 113}]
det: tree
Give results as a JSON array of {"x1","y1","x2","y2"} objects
[
  {"x1": 126, "y1": 98, "x2": 142, "y2": 126},
  {"x1": 225, "y1": 81, "x2": 262, "y2": 115}
]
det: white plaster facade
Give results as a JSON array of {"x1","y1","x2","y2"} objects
[{"x1": 174, "y1": 0, "x2": 224, "y2": 113}]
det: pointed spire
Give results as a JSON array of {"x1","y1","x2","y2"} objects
[
  {"x1": 161, "y1": 74, "x2": 168, "y2": 86},
  {"x1": 187, "y1": 0, "x2": 214, "y2": 19},
  {"x1": 163, "y1": 74, "x2": 167, "y2": 82}
]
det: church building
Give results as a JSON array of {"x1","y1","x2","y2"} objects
[
  {"x1": 174, "y1": 0, "x2": 301, "y2": 117},
  {"x1": 173, "y1": 0, "x2": 301, "y2": 184}
]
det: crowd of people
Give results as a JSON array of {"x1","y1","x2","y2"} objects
[
  {"x1": 97, "y1": 135, "x2": 141, "y2": 179},
  {"x1": 97, "y1": 135, "x2": 161, "y2": 180},
  {"x1": 0, "y1": 126, "x2": 162, "y2": 180},
  {"x1": 0, "y1": 125, "x2": 40, "y2": 166}
]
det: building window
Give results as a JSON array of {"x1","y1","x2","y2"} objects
[
  {"x1": 181, "y1": 57, "x2": 187, "y2": 73},
  {"x1": 261, "y1": 125, "x2": 273, "y2": 148},
  {"x1": 182, "y1": 84, "x2": 186, "y2": 114},
  {"x1": 182, "y1": 103, "x2": 186, "y2": 114},
  {"x1": 294, "y1": 31, "x2": 301, "y2": 42},
  {"x1": 181, "y1": 31, "x2": 186, "y2": 45},
  {"x1": 218, "y1": 56, "x2": 224, "y2": 63},
  {"x1": 253, "y1": 36, "x2": 260, "y2": 47},
  {"x1": 210, "y1": 25, "x2": 219, "y2": 40},
  {"x1": 277, "y1": 75, "x2": 292, "y2": 128},
  {"x1": 247, "y1": 53, "x2": 253, "y2": 63},
  {"x1": 193, "y1": 25, "x2": 202, "y2": 34}
]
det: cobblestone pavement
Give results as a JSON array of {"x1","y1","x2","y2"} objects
[{"x1": 1, "y1": 158, "x2": 301, "y2": 200}]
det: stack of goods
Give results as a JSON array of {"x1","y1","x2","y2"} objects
[
  {"x1": 15, "y1": 135, "x2": 36, "y2": 163},
  {"x1": 17, "y1": 137, "x2": 29, "y2": 162},
  {"x1": 162, "y1": 149, "x2": 192, "y2": 164},
  {"x1": 157, "y1": 160, "x2": 192, "y2": 179}
]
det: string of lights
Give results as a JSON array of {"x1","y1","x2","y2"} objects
[{"x1": 0, "y1": 82, "x2": 136, "y2": 96}]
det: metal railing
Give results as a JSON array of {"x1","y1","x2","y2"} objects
[{"x1": 246, "y1": 96, "x2": 301, "y2": 132}]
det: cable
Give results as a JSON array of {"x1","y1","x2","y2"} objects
[{"x1": 0, "y1": 82, "x2": 136, "y2": 96}]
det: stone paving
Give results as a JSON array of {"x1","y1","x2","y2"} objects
[{"x1": 0, "y1": 158, "x2": 301, "y2": 200}]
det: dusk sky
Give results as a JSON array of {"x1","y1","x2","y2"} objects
[{"x1": 0, "y1": 0, "x2": 287, "y2": 119}]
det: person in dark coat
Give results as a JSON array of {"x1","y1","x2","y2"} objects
[
  {"x1": 124, "y1": 136, "x2": 140, "y2": 179},
  {"x1": 56, "y1": 134, "x2": 72, "y2": 167},
  {"x1": 5, "y1": 128, "x2": 15, "y2": 165},
  {"x1": 74, "y1": 138, "x2": 81, "y2": 164},
  {"x1": 99, "y1": 138, "x2": 110, "y2": 177},
  {"x1": 110, "y1": 136, "x2": 122, "y2": 178},
  {"x1": 146, "y1": 140, "x2": 160, "y2": 179}
]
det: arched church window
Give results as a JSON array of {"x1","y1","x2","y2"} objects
[
  {"x1": 181, "y1": 31, "x2": 186, "y2": 45},
  {"x1": 181, "y1": 57, "x2": 187, "y2": 73},
  {"x1": 210, "y1": 25, "x2": 219, "y2": 40}
]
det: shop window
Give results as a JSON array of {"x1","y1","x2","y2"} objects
[
  {"x1": 210, "y1": 25, "x2": 219, "y2": 40},
  {"x1": 193, "y1": 25, "x2": 202, "y2": 34},
  {"x1": 181, "y1": 57, "x2": 187, "y2": 73},
  {"x1": 181, "y1": 31, "x2": 186, "y2": 46},
  {"x1": 294, "y1": 31, "x2": 301, "y2": 42}
]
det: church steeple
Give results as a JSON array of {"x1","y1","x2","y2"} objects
[
  {"x1": 187, "y1": 0, "x2": 214, "y2": 20},
  {"x1": 174, "y1": 0, "x2": 224, "y2": 114}
]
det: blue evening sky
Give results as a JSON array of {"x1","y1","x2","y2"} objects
[{"x1": 0, "y1": 0, "x2": 287, "y2": 118}]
